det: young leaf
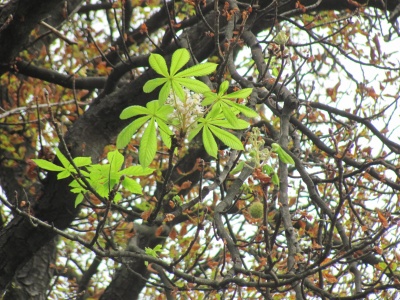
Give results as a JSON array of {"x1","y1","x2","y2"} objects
[
  {"x1": 209, "y1": 125, "x2": 244, "y2": 150},
  {"x1": 175, "y1": 62, "x2": 217, "y2": 77},
  {"x1": 230, "y1": 160, "x2": 245, "y2": 174},
  {"x1": 188, "y1": 122, "x2": 204, "y2": 141},
  {"x1": 75, "y1": 193, "x2": 84, "y2": 207},
  {"x1": 117, "y1": 115, "x2": 151, "y2": 149},
  {"x1": 212, "y1": 118, "x2": 249, "y2": 130},
  {"x1": 119, "y1": 165, "x2": 154, "y2": 176},
  {"x1": 122, "y1": 177, "x2": 143, "y2": 194},
  {"x1": 174, "y1": 78, "x2": 210, "y2": 93},
  {"x1": 56, "y1": 149, "x2": 71, "y2": 169},
  {"x1": 271, "y1": 143, "x2": 295, "y2": 165},
  {"x1": 32, "y1": 159, "x2": 65, "y2": 172},
  {"x1": 120, "y1": 105, "x2": 150, "y2": 119},
  {"x1": 73, "y1": 157, "x2": 92, "y2": 167},
  {"x1": 225, "y1": 88, "x2": 253, "y2": 99},
  {"x1": 149, "y1": 53, "x2": 169, "y2": 77},
  {"x1": 139, "y1": 119, "x2": 157, "y2": 167},
  {"x1": 143, "y1": 78, "x2": 168, "y2": 94},
  {"x1": 229, "y1": 101, "x2": 259, "y2": 118},
  {"x1": 170, "y1": 48, "x2": 190, "y2": 76},
  {"x1": 57, "y1": 170, "x2": 71, "y2": 180},
  {"x1": 171, "y1": 80, "x2": 185, "y2": 100},
  {"x1": 158, "y1": 80, "x2": 171, "y2": 104},
  {"x1": 108, "y1": 150, "x2": 124, "y2": 174},
  {"x1": 203, "y1": 126, "x2": 218, "y2": 157},
  {"x1": 218, "y1": 81, "x2": 229, "y2": 95}
]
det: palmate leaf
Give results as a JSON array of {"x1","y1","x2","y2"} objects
[
  {"x1": 149, "y1": 53, "x2": 169, "y2": 77},
  {"x1": 143, "y1": 78, "x2": 168, "y2": 94},
  {"x1": 175, "y1": 77, "x2": 210, "y2": 93},
  {"x1": 139, "y1": 118, "x2": 157, "y2": 168},
  {"x1": 202, "y1": 126, "x2": 218, "y2": 158},
  {"x1": 209, "y1": 125, "x2": 244, "y2": 151},
  {"x1": 108, "y1": 150, "x2": 124, "y2": 174},
  {"x1": 119, "y1": 165, "x2": 154, "y2": 176},
  {"x1": 171, "y1": 80, "x2": 185, "y2": 100},
  {"x1": 271, "y1": 143, "x2": 295, "y2": 165},
  {"x1": 122, "y1": 177, "x2": 143, "y2": 194},
  {"x1": 175, "y1": 62, "x2": 217, "y2": 77},
  {"x1": 211, "y1": 118, "x2": 249, "y2": 130},
  {"x1": 188, "y1": 122, "x2": 204, "y2": 141},
  {"x1": 116, "y1": 115, "x2": 151, "y2": 149},
  {"x1": 32, "y1": 159, "x2": 65, "y2": 172},
  {"x1": 229, "y1": 101, "x2": 259, "y2": 118},
  {"x1": 120, "y1": 105, "x2": 150, "y2": 119},
  {"x1": 218, "y1": 81, "x2": 229, "y2": 95},
  {"x1": 75, "y1": 193, "x2": 85, "y2": 207},
  {"x1": 170, "y1": 48, "x2": 190, "y2": 76},
  {"x1": 158, "y1": 80, "x2": 171, "y2": 104},
  {"x1": 224, "y1": 88, "x2": 253, "y2": 99}
]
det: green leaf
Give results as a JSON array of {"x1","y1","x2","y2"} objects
[
  {"x1": 218, "y1": 81, "x2": 229, "y2": 95},
  {"x1": 156, "y1": 119, "x2": 173, "y2": 136},
  {"x1": 230, "y1": 160, "x2": 245, "y2": 174},
  {"x1": 143, "y1": 78, "x2": 167, "y2": 93},
  {"x1": 118, "y1": 115, "x2": 151, "y2": 147},
  {"x1": 73, "y1": 157, "x2": 92, "y2": 167},
  {"x1": 209, "y1": 125, "x2": 244, "y2": 150},
  {"x1": 120, "y1": 105, "x2": 150, "y2": 119},
  {"x1": 175, "y1": 77, "x2": 210, "y2": 93},
  {"x1": 149, "y1": 53, "x2": 169, "y2": 77},
  {"x1": 188, "y1": 122, "x2": 204, "y2": 141},
  {"x1": 119, "y1": 165, "x2": 154, "y2": 176},
  {"x1": 172, "y1": 80, "x2": 186, "y2": 100},
  {"x1": 221, "y1": 105, "x2": 238, "y2": 126},
  {"x1": 74, "y1": 193, "x2": 84, "y2": 207},
  {"x1": 146, "y1": 100, "x2": 160, "y2": 114},
  {"x1": 56, "y1": 149, "x2": 71, "y2": 169},
  {"x1": 158, "y1": 80, "x2": 171, "y2": 104},
  {"x1": 262, "y1": 164, "x2": 274, "y2": 175},
  {"x1": 122, "y1": 177, "x2": 143, "y2": 194},
  {"x1": 156, "y1": 105, "x2": 174, "y2": 119},
  {"x1": 32, "y1": 159, "x2": 65, "y2": 172},
  {"x1": 202, "y1": 92, "x2": 218, "y2": 105},
  {"x1": 57, "y1": 170, "x2": 71, "y2": 180},
  {"x1": 228, "y1": 101, "x2": 258, "y2": 118},
  {"x1": 272, "y1": 173, "x2": 280, "y2": 186},
  {"x1": 108, "y1": 150, "x2": 124, "y2": 174},
  {"x1": 225, "y1": 88, "x2": 253, "y2": 99},
  {"x1": 159, "y1": 128, "x2": 172, "y2": 148},
  {"x1": 117, "y1": 116, "x2": 149, "y2": 149},
  {"x1": 212, "y1": 118, "x2": 249, "y2": 130},
  {"x1": 271, "y1": 143, "x2": 295, "y2": 165},
  {"x1": 139, "y1": 119, "x2": 157, "y2": 167},
  {"x1": 203, "y1": 126, "x2": 218, "y2": 158},
  {"x1": 170, "y1": 48, "x2": 190, "y2": 76},
  {"x1": 176, "y1": 62, "x2": 217, "y2": 77}
]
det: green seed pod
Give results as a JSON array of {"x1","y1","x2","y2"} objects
[{"x1": 249, "y1": 202, "x2": 264, "y2": 219}]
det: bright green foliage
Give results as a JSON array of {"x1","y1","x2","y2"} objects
[
  {"x1": 85, "y1": 150, "x2": 154, "y2": 204},
  {"x1": 271, "y1": 143, "x2": 295, "y2": 165},
  {"x1": 263, "y1": 164, "x2": 279, "y2": 186},
  {"x1": 33, "y1": 149, "x2": 153, "y2": 207},
  {"x1": 144, "y1": 244, "x2": 163, "y2": 266},
  {"x1": 143, "y1": 48, "x2": 217, "y2": 103},
  {"x1": 188, "y1": 106, "x2": 246, "y2": 158},
  {"x1": 119, "y1": 48, "x2": 256, "y2": 161},
  {"x1": 202, "y1": 81, "x2": 257, "y2": 126},
  {"x1": 117, "y1": 100, "x2": 174, "y2": 167},
  {"x1": 33, "y1": 148, "x2": 92, "y2": 180}
]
